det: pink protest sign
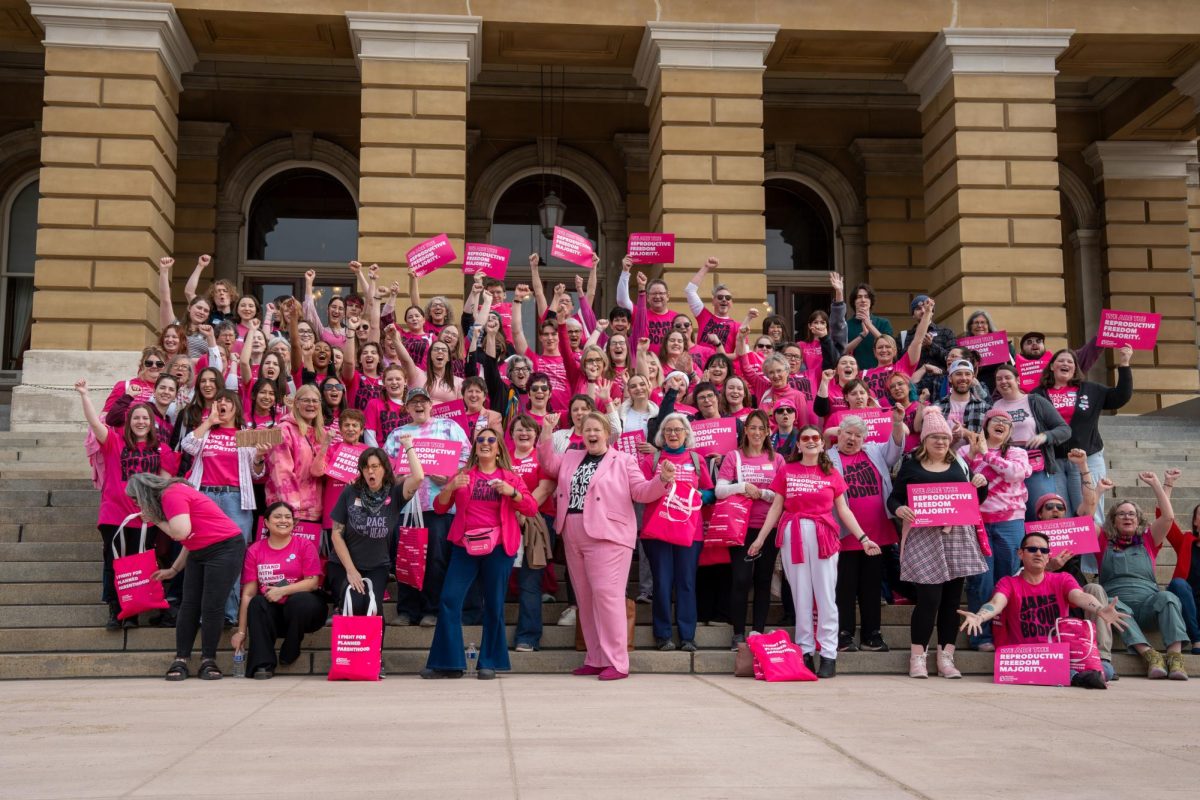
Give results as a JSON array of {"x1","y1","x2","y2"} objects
[
  {"x1": 549, "y1": 226, "x2": 594, "y2": 268},
  {"x1": 430, "y1": 399, "x2": 466, "y2": 420},
  {"x1": 463, "y1": 243, "x2": 509, "y2": 279},
  {"x1": 627, "y1": 233, "x2": 676, "y2": 264},
  {"x1": 325, "y1": 441, "x2": 367, "y2": 485},
  {"x1": 957, "y1": 331, "x2": 1011, "y2": 367},
  {"x1": 1016, "y1": 354, "x2": 1049, "y2": 392},
  {"x1": 406, "y1": 234, "x2": 457, "y2": 278},
  {"x1": 906, "y1": 483, "x2": 981, "y2": 527},
  {"x1": 1097, "y1": 309, "x2": 1161, "y2": 350},
  {"x1": 1025, "y1": 517, "x2": 1100, "y2": 556},
  {"x1": 855, "y1": 408, "x2": 894, "y2": 444},
  {"x1": 691, "y1": 417, "x2": 738, "y2": 457},
  {"x1": 672, "y1": 402, "x2": 698, "y2": 416},
  {"x1": 255, "y1": 518, "x2": 322, "y2": 546},
  {"x1": 994, "y1": 643, "x2": 1071, "y2": 686},
  {"x1": 615, "y1": 430, "x2": 645, "y2": 458},
  {"x1": 393, "y1": 438, "x2": 464, "y2": 477}
]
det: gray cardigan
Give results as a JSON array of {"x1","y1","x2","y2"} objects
[{"x1": 827, "y1": 434, "x2": 904, "y2": 531}]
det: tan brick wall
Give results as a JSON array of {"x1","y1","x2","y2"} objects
[
  {"x1": 171, "y1": 121, "x2": 227, "y2": 300},
  {"x1": 919, "y1": 74, "x2": 1068, "y2": 341},
  {"x1": 357, "y1": 60, "x2": 469, "y2": 303},
  {"x1": 647, "y1": 68, "x2": 767, "y2": 320},
  {"x1": 1189, "y1": 169, "x2": 1200, "y2": 355},
  {"x1": 32, "y1": 46, "x2": 179, "y2": 350},
  {"x1": 1101, "y1": 175, "x2": 1200, "y2": 412}
]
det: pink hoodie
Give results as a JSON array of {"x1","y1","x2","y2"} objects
[
  {"x1": 959, "y1": 445, "x2": 1031, "y2": 523},
  {"x1": 266, "y1": 416, "x2": 325, "y2": 523}
]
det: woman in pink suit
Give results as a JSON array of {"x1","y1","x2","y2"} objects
[{"x1": 539, "y1": 410, "x2": 676, "y2": 680}]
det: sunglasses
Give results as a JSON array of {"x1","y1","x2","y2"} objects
[
  {"x1": 357, "y1": 324, "x2": 370, "y2": 332},
  {"x1": 1022, "y1": 546, "x2": 1050, "y2": 555},
  {"x1": 774, "y1": 407, "x2": 795, "y2": 415},
  {"x1": 674, "y1": 321, "x2": 692, "y2": 329},
  {"x1": 324, "y1": 384, "x2": 344, "y2": 392},
  {"x1": 715, "y1": 294, "x2": 733, "y2": 301},
  {"x1": 143, "y1": 360, "x2": 165, "y2": 368},
  {"x1": 755, "y1": 343, "x2": 774, "y2": 350},
  {"x1": 530, "y1": 385, "x2": 550, "y2": 392},
  {"x1": 1041, "y1": 502, "x2": 1066, "y2": 512},
  {"x1": 475, "y1": 435, "x2": 497, "y2": 444},
  {"x1": 799, "y1": 434, "x2": 822, "y2": 443}
]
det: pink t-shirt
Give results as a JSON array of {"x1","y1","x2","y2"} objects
[
  {"x1": 695, "y1": 308, "x2": 740, "y2": 353},
  {"x1": 512, "y1": 452, "x2": 555, "y2": 517},
  {"x1": 994, "y1": 571, "x2": 1079, "y2": 646},
  {"x1": 717, "y1": 451, "x2": 785, "y2": 529},
  {"x1": 462, "y1": 469, "x2": 504, "y2": 530},
  {"x1": 861, "y1": 354, "x2": 914, "y2": 404},
  {"x1": 160, "y1": 483, "x2": 243, "y2": 551},
  {"x1": 241, "y1": 536, "x2": 323, "y2": 602},
  {"x1": 643, "y1": 308, "x2": 676, "y2": 348},
  {"x1": 194, "y1": 427, "x2": 240, "y2": 487},
  {"x1": 991, "y1": 395, "x2": 1036, "y2": 445},
  {"x1": 365, "y1": 395, "x2": 411, "y2": 445},
  {"x1": 1047, "y1": 387, "x2": 1077, "y2": 424},
  {"x1": 770, "y1": 462, "x2": 847, "y2": 526},
  {"x1": 642, "y1": 451, "x2": 713, "y2": 542},
  {"x1": 98, "y1": 433, "x2": 179, "y2": 526},
  {"x1": 526, "y1": 349, "x2": 569, "y2": 411},
  {"x1": 347, "y1": 370, "x2": 383, "y2": 411},
  {"x1": 836, "y1": 450, "x2": 895, "y2": 548},
  {"x1": 103, "y1": 377, "x2": 155, "y2": 413}
]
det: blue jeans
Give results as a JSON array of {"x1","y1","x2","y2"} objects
[
  {"x1": 642, "y1": 538, "x2": 702, "y2": 643},
  {"x1": 200, "y1": 487, "x2": 253, "y2": 624},
  {"x1": 1053, "y1": 450, "x2": 1106, "y2": 574},
  {"x1": 1023, "y1": 469, "x2": 1057, "y2": 521},
  {"x1": 515, "y1": 515, "x2": 555, "y2": 649},
  {"x1": 426, "y1": 544, "x2": 512, "y2": 671},
  {"x1": 965, "y1": 519, "x2": 1025, "y2": 647},
  {"x1": 1167, "y1": 578, "x2": 1200, "y2": 644}
]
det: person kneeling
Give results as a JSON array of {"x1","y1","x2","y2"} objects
[
  {"x1": 232, "y1": 502, "x2": 327, "y2": 679},
  {"x1": 957, "y1": 531, "x2": 1129, "y2": 689}
]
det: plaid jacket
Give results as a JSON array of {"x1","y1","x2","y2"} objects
[{"x1": 935, "y1": 394, "x2": 991, "y2": 433}]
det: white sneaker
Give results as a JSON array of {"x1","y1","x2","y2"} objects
[{"x1": 556, "y1": 606, "x2": 577, "y2": 627}]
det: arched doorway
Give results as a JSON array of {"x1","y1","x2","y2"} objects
[
  {"x1": 0, "y1": 174, "x2": 36, "y2": 371},
  {"x1": 764, "y1": 179, "x2": 836, "y2": 339}
]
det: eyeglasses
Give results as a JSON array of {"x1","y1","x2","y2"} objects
[
  {"x1": 1114, "y1": 510, "x2": 1139, "y2": 518},
  {"x1": 784, "y1": 353, "x2": 803, "y2": 361},
  {"x1": 799, "y1": 434, "x2": 822, "y2": 443},
  {"x1": 143, "y1": 360, "x2": 165, "y2": 368},
  {"x1": 1041, "y1": 503, "x2": 1066, "y2": 512},
  {"x1": 584, "y1": 358, "x2": 604, "y2": 365},
  {"x1": 475, "y1": 435, "x2": 497, "y2": 444},
  {"x1": 510, "y1": 366, "x2": 530, "y2": 373},
  {"x1": 1022, "y1": 546, "x2": 1050, "y2": 555},
  {"x1": 662, "y1": 427, "x2": 686, "y2": 435},
  {"x1": 715, "y1": 294, "x2": 733, "y2": 302}
]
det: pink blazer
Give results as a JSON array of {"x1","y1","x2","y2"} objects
[{"x1": 538, "y1": 440, "x2": 669, "y2": 548}]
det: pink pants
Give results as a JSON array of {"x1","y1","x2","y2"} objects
[{"x1": 563, "y1": 516, "x2": 634, "y2": 674}]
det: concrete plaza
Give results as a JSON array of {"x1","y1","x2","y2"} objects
[{"x1": 2, "y1": 674, "x2": 1197, "y2": 799}]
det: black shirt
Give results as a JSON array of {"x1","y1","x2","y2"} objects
[
  {"x1": 331, "y1": 483, "x2": 411, "y2": 571},
  {"x1": 567, "y1": 454, "x2": 603, "y2": 514}
]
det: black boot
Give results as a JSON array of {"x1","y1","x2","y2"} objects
[
  {"x1": 817, "y1": 655, "x2": 837, "y2": 679},
  {"x1": 105, "y1": 602, "x2": 121, "y2": 631}
]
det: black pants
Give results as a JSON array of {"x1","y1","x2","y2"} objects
[
  {"x1": 910, "y1": 578, "x2": 965, "y2": 649},
  {"x1": 696, "y1": 563, "x2": 731, "y2": 624},
  {"x1": 880, "y1": 540, "x2": 916, "y2": 602},
  {"x1": 97, "y1": 523, "x2": 162, "y2": 605},
  {"x1": 326, "y1": 561, "x2": 389, "y2": 616},
  {"x1": 175, "y1": 536, "x2": 245, "y2": 660},
  {"x1": 245, "y1": 592, "x2": 327, "y2": 674},
  {"x1": 729, "y1": 529, "x2": 777, "y2": 636},
  {"x1": 837, "y1": 550, "x2": 883, "y2": 639}
]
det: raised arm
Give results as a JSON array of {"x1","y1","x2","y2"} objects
[
  {"x1": 182, "y1": 254, "x2": 210, "y2": 303},
  {"x1": 365, "y1": 265, "x2": 382, "y2": 345},
  {"x1": 616, "y1": 256, "x2": 634, "y2": 311},
  {"x1": 157, "y1": 257, "x2": 176, "y2": 330},
  {"x1": 300, "y1": 268, "x2": 327, "y2": 337},
  {"x1": 238, "y1": 320, "x2": 259, "y2": 383},
  {"x1": 906, "y1": 302, "x2": 934, "y2": 365},
  {"x1": 408, "y1": 267, "x2": 422, "y2": 310},
  {"x1": 828, "y1": 272, "x2": 848, "y2": 354},
  {"x1": 511, "y1": 284, "x2": 532, "y2": 356},
  {"x1": 395, "y1": 435, "x2": 426, "y2": 498},
  {"x1": 685, "y1": 257, "x2": 716, "y2": 316},
  {"x1": 74, "y1": 379, "x2": 108, "y2": 443},
  {"x1": 391, "y1": 329, "x2": 422, "y2": 388},
  {"x1": 1141, "y1": 471, "x2": 1174, "y2": 545},
  {"x1": 283, "y1": 300, "x2": 305, "y2": 374},
  {"x1": 529, "y1": 253, "x2": 549, "y2": 317},
  {"x1": 340, "y1": 319, "x2": 357, "y2": 384}
]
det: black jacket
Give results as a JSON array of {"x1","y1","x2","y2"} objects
[{"x1": 1033, "y1": 366, "x2": 1132, "y2": 457}]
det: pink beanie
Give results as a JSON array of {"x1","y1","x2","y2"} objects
[{"x1": 920, "y1": 406, "x2": 952, "y2": 441}]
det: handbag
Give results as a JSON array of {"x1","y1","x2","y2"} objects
[
  {"x1": 463, "y1": 526, "x2": 501, "y2": 557},
  {"x1": 395, "y1": 498, "x2": 429, "y2": 590},
  {"x1": 641, "y1": 482, "x2": 702, "y2": 546},
  {"x1": 327, "y1": 578, "x2": 383, "y2": 682},
  {"x1": 706, "y1": 451, "x2": 754, "y2": 546},
  {"x1": 111, "y1": 513, "x2": 169, "y2": 621},
  {"x1": 734, "y1": 641, "x2": 756, "y2": 677},
  {"x1": 747, "y1": 629, "x2": 818, "y2": 682},
  {"x1": 1051, "y1": 617, "x2": 1102, "y2": 674}
]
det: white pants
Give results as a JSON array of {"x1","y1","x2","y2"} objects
[{"x1": 781, "y1": 519, "x2": 839, "y2": 658}]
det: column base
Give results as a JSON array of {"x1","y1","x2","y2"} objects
[{"x1": 11, "y1": 350, "x2": 140, "y2": 432}]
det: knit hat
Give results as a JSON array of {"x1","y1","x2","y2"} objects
[
  {"x1": 1035, "y1": 493, "x2": 1067, "y2": 517},
  {"x1": 665, "y1": 370, "x2": 691, "y2": 387},
  {"x1": 773, "y1": 397, "x2": 797, "y2": 413},
  {"x1": 948, "y1": 358, "x2": 975, "y2": 376},
  {"x1": 984, "y1": 408, "x2": 1012, "y2": 425},
  {"x1": 920, "y1": 407, "x2": 952, "y2": 441}
]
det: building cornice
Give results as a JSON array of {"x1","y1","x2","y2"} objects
[
  {"x1": 634, "y1": 21, "x2": 778, "y2": 103},
  {"x1": 1082, "y1": 140, "x2": 1199, "y2": 182},
  {"x1": 345, "y1": 12, "x2": 481, "y2": 95}
]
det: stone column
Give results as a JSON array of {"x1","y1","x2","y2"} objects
[
  {"x1": 904, "y1": 28, "x2": 1072, "y2": 338},
  {"x1": 346, "y1": 12, "x2": 481, "y2": 304},
  {"x1": 613, "y1": 132, "x2": 649, "y2": 304},
  {"x1": 1188, "y1": 162, "x2": 1200, "y2": 353},
  {"x1": 850, "y1": 138, "x2": 925, "y2": 320},
  {"x1": 634, "y1": 22, "x2": 778, "y2": 314},
  {"x1": 175, "y1": 121, "x2": 229, "y2": 287},
  {"x1": 14, "y1": 1, "x2": 196, "y2": 431},
  {"x1": 1083, "y1": 141, "x2": 1200, "y2": 412}
]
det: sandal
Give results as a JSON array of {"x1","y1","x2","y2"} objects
[
  {"x1": 198, "y1": 658, "x2": 223, "y2": 680},
  {"x1": 165, "y1": 659, "x2": 189, "y2": 681}
]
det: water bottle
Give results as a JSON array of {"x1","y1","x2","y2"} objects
[
  {"x1": 466, "y1": 642, "x2": 478, "y2": 675},
  {"x1": 233, "y1": 647, "x2": 246, "y2": 678}
]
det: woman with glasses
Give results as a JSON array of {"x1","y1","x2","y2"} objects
[
  {"x1": 104, "y1": 347, "x2": 168, "y2": 413},
  {"x1": 391, "y1": 330, "x2": 462, "y2": 405},
  {"x1": 888, "y1": 407, "x2": 989, "y2": 679},
  {"x1": 642, "y1": 413, "x2": 715, "y2": 652},
  {"x1": 959, "y1": 529, "x2": 1129, "y2": 689},
  {"x1": 747, "y1": 424, "x2": 879, "y2": 678},
  {"x1": 438, "y1": 324, "x2": 467, "y2": 379},
  {"x1": 319, "y1": 375, "x2": 347, "y2": 430},
  {"x1": 423, "y1": 427, "x2": 539, "y2": 680},
  {"x1": 1096, "y1": 474, "x2": 1190, "y2": 680},
  {"x1": 266, "y1": 384, "x2": 327, "y2": 532},
  {"x1": 737, "y1": 340, "x2": 812, "y2": 423},
  {"x1": 540, "y1": 411, "x2": 674, "y2": 679},
  {"x1": 603, "y1": 331, "x2": 631, "y2": 392},
  {"x1": 859, "y1": 302, "x2": 932, "y2": 404},
  {"x1": 988, "y1": 363, "x2": 1070, "y2": 520},
  {"x1": 719, "y1": 409, "x2": 786, "y2": 650}
]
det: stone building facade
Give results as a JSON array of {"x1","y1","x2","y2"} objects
[{"x1": 1, "y1": 1, "x2": 1198, "y2": 427}]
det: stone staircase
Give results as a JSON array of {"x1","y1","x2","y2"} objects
[{"x1": 1, "y1": 416, "x2": 1198, "y2": 680}]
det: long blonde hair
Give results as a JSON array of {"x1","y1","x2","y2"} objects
[
  {"x1": 465, "y1": 425, "x2": 514, "y2": 472},
  {"x1": 291, "y1": 384, "x2": 326, "y2": 442}
]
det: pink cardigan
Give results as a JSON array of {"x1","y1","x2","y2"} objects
[
  {"x1": 434, "y1": 467, "x2": 538, "y2": 556},
  {"x1": 539, "y1": 440, "x2": 669, "y2": 548},
  {"x1": 266, "y1": 417, "x2": 325, "y2": 523}
]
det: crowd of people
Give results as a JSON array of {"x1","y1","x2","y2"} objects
[{"x1": 80, "y1": 251, "x2": 1199, "y2": 683}]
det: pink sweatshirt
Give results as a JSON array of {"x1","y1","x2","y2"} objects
[
  {"x1": 959, "y1": 445, "x2": 1032, "y2": 523},
  {"x1": 266, "y1": 416, "x2": 325, "y2": 523}
]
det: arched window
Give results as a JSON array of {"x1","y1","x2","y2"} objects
[
  {"x1": 1, "y1": 176, "x2": 36, "y2": 371},
  {"x1": 765, "y1": 181, "x2": 833, "y2": 271},
  {"x1": 491, "y1": 176, "x2": 598, "y2": 267},
  {"x1": 246, "y1": 168, "x2": 357, "y2": 263}
]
